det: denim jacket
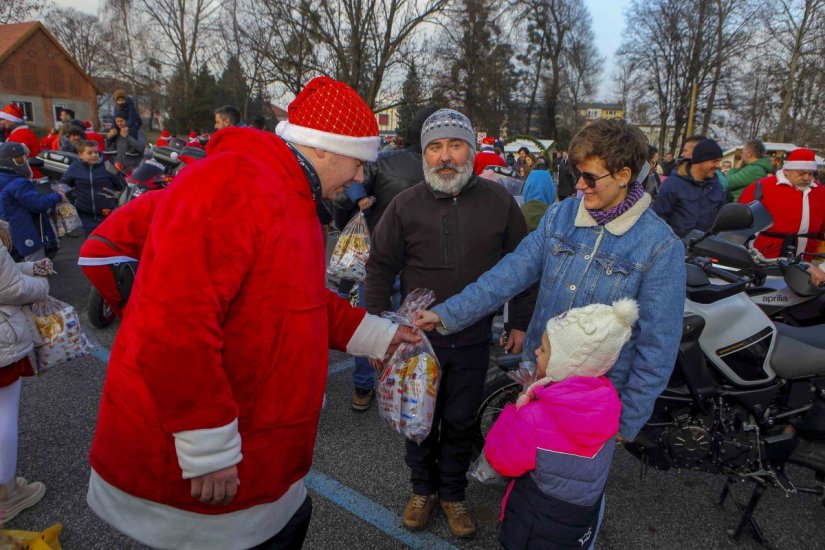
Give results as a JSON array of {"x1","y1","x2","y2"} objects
[{"x1": 432, "y1": 194, "x2": 686, "y2": 439}]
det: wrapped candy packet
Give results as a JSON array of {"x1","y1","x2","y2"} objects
[
  {"x1": 376, "y1": 289, "x2": 441, "y2": 444},
  {"x1": 27, "y1": 297, "x2": 93, "y2": 373},
  {"x1": 50, "y1": 201, "x2": 82, "y2": 237},
  {"x1": 328, "y1": 212, "x2": 370, "y2": 282}
]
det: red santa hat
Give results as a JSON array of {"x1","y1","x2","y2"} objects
[
  {"x1": 84, "y1": 120, "x2": 92, "y2": 129},
  {"x1": 275, "y1": 76, "x2": 380, "y2": 162},
  {"x1": 189, "y1": 131, "x2": 198, "y2": 139},
  {"x1": 0, "y1": 103, "x2": 24, "y2": 124},
  {"x1": 783, "y1": 148, "x2": 818, "y2": 172},
  {"x1": 161, "y1": 130, "x2": 171, "y2": 138}
]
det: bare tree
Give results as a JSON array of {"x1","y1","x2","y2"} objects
[
  {"x1": 0, "y1": 0, "x2": 50, "y2": 24},
  {"x1": 771, "y1": 0, "x2": 825, "y2": 141},
  {"x1": 44, "y1": 8, "x2": 105, "y2": 76}
]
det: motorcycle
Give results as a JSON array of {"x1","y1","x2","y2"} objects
[
  {"x1": 473, "y1": 203, "x2": 825, "y2": 547},
  {"x1": 693, "y1": 200, "x2": 825, "y2": 326}
]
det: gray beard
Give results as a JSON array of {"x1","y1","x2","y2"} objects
[{"x1": 423, "y1": 158, "x2": 473, "y2": 195}]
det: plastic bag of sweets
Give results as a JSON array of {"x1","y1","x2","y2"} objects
[
  {"x1": 28, "y1": 296, "x2": 93, "y2": 373},
  {"x1": 327, "y1": 212, "x2": 370, "y2": 282},
  {"x1": 376, "y1": 289, "x2": 441, "y2": 443}
]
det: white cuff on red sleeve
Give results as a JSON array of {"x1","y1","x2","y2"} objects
[
  {"x1": 174, "y1": 418, "x2": 243, "y2": 479},
  {"x1": 346, "y1": 314, "x2": 398, "y2": 359}
]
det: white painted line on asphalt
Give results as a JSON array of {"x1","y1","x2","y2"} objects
[{"x1": 305, "y1": 470, "x2": 459, "y2": 550}]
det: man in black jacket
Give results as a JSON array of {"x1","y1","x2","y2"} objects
[
  {"x1": 364, "y1": 109, "x2": 532, "y2": 539},
  {"x1": 346, "y1": 105, "x2": 439, "y2": 412}
]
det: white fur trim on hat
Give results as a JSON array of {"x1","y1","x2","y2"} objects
[
  {"x1": 276, "y1": 120, "x2": 380, "y2": 162},
  {"x1": 0, "y1": 111, "x2": 23, "y2": 124},
  {"x1": 783, "y1": 160, "x2": 818, "y2": 171}
]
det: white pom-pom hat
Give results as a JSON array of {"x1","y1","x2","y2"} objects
[{"x1": 517, "y1": 298, "x2": 639, "y2": 407}]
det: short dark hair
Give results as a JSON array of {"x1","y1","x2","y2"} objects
[
  {"x1": 684, "y1": 134, "x2": 706, "y2": 145},
  {"x1": 77, "y1": 140, "x2": 98, "y2": 153},
  {"x1": 744, "y1": 139, "x2": 766, "y2": 158},
  {"x1": 252, "y1": 115, "x2": 266, "y2": 130},
  {"x1": 568, "y1": 118, "x2": 647, "y2": 179},
  {"x1": 66, "y1": 126, "x2": 85, "y2": 138},
  {"x1": 518, "y1": 146, "x2": 530, "y2": 155},
  {"x1": 648, "y1": 145, "x2": 658, "y2": 160},
  {"x1": 215, "y1": 105, "x2": 241, "y2": 126},
  {"x1": 61, "y1": 108, "x2": 75, "y2": 119}
]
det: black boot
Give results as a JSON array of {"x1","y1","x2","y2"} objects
[{"x1": 789, "y1": 439, "x2": 825, "y2": 474}]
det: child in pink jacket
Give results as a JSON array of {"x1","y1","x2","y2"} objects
[{"x1": 484, "y1": 299, "x2": 638, "y2": 550}]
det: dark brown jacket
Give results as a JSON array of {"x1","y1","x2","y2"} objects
[{"x1": 365, "y1": 176, "x2": 533, "y2": 348}]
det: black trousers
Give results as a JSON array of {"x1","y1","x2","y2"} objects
[
  {"x1": 405, "y1": 343, "x2": 489, "y2": 501},
  {"x1": 250, "y1": 495, "x2": 313, "y2": 550}
]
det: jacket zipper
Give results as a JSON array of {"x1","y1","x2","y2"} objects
[
  {"x1": 452, "y1": 197, "x2": 463, "y2": 285},
  {"x1": 442, "y1": 217, "x2": 450, "y2": 264},
  {"x1": 567, "y1": 227, "x2": 605, "y2": 311},
  {"x1": 90, "y1": 165, "x2": 97, "y2": 221}
]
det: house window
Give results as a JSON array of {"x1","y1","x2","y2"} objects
[
  {"x1": 587, "y1": 109, "x2": 600, "y2": 119},
  {"x1": 378, "y1": 113, "x2": 389, "y2": 126},
  {"x1": 21, "y1": 63, "x2": 39, "y2": 88},
  {"x1": 12, "y1": 101, "x2": 34, "y2": 122},
  {"x1": 53, "y1": 104, "x2": 66, "y2": 126},
  {"x1": 0, "y1": 63, "x2": 14, "y2": 88},
  {"x1": 49, "y1": 66, "x2": 65, "y2": 93}
]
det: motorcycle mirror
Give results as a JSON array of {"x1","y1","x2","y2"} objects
[{"x1": 709, "y1": 203, "x2": 754, "y2": 234}]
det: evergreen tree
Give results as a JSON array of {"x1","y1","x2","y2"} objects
[
  {"x1": 217, "y1": 56, "x2": 251, "y2": 117},
  {"x1": 396, "y1": 63, "x2": 423, "y2": 137}
]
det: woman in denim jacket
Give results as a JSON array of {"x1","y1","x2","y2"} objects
[{"x1": 416, "y1": 119, "x2": 686, "y2": 542}]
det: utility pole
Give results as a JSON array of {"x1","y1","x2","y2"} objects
[{"x1": 686, "y1": 80, "x2": 698, "y2": 136}]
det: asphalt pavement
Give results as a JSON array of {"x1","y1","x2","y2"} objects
[{"x1": 8, "y1": 234, "x2": 825, "y2": 549}]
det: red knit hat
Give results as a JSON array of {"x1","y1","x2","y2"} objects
[
  {"x1": 0, "y1": 103, "x2": 24, "y2": 123},
  {"x1": 783, "y1": 148, "x2": 818, "y2": 172},
  {"x1": 276, "y1": 76, "x2": 380, "y2": 162}
]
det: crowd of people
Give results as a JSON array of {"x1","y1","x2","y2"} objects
[{"x1": 0, "y1": 73, "x2": 822, "y2": 550}]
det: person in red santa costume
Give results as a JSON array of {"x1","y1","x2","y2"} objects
[
  {"x1": 738, "y1": 148, "x2": 825, "y2": 287},
  {"x1": 0, "y1": 104, "x2": 41, "y2": 177},
  {"x1": 156, "y1": 129, "x2": 172, "y2": 147},
  {"x1": 86, "y1": 76, "x2": 420, "y2": 550},
  {"x1": 83, "y1": 120, "x2": 107, "y2": 151}
]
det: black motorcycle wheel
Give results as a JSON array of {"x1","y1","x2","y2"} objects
[
  {"x1": 87, "y1": 287, "x2": 116, "y2": 328},
  {"x1": 472, "y1": 375, "x2": 521, "y2": 455}
]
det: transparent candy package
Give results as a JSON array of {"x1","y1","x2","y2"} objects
[
  {"x1": 376, "y1": 289, "x2": 441, "y2": 444},
  {"x1": 327, "y1": 212, "x2": 370, "y2": 282}
]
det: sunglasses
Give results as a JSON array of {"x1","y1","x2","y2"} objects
[{"x1": 571, "y1": 167, "x2": 615, "y2": 188}]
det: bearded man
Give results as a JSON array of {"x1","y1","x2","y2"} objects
[{"x1": 364, "y1": 108, "x2": 532, "y2": 539}]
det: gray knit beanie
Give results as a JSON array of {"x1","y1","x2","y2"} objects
[{"x1": 420, "y1": 109, "x2": 475, "y2": 152}]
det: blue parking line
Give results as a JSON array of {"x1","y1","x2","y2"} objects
[
  {"x1": 90, "y1": 346, "x2": 111, "y2": 364},
  {"x1": 305, "y1": 470, "x2": 459, "y2": 550},
  {"x1": 328, "y1": 357, "x2": 355, "y2": 375}
]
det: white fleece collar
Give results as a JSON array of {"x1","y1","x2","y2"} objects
[{"x1": 574, "y1": 193, "x2": 652, "y2": 236}]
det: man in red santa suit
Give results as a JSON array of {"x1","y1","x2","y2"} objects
[
  {"x1": 156, "y1": 129, "x2": 172, "y2": 147},
  {"x1": 0, "y1": 104, "x2": 41, "y2": 177},
  {"x1": 86, "y1": 76, "x2": 419, "y2": 550},
  {"x1": 739, "y1": 147, "x2": 825, "y2": 286}
]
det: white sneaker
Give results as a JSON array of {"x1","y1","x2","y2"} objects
[{"x1": 0, "y1": 477, "x2": 46, "y2": 523}]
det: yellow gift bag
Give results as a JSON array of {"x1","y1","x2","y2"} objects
[{"x1": 0, "y1": 523, "x2": 62, "y2": 550}]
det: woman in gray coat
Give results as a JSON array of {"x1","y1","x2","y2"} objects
[{"x1": 0, "y1": 220, "x2": 50, "y2": 524}]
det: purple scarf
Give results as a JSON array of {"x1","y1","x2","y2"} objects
[{"x1": 587, "y1": 182, "x2": 645, "y2": 226}]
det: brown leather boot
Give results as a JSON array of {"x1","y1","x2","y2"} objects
[
  {"x1": 0, "y1": 477, "x2": 46, "y2": 523},
  {"x1": 440, "y1": 500, "x2": 476, "y2": 538},
  {"x1": 351, "y1": 389, "x2": 375, "y2": 412},
  {"x1": 402, "y1": 493, "x2": 437, "y2": 530}
]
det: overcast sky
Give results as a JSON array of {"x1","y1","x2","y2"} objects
[{"x1": 60, "y1": 0, "x2": 630, "y2": 101}]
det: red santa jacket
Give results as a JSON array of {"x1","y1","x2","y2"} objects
[
  {"x1": 89, "y1": 127, "x2": 367, "y2": 513},
  {"x1": 78, "y1": 191, "x2": 162, "y2": 317},
  {"x1": 8, "y1": 125, "x2": 42, "y2": 177},
  {"x1": 739, "y1": 171, "x2": 825, "y2": 258}
]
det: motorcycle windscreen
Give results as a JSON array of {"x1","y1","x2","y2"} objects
[
  {"x1": 127, "y1": 160, "x2": 165, "y2": 186},
  {"x1": 718, "y1": 201, "x2": 774, "y2": 245}
]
